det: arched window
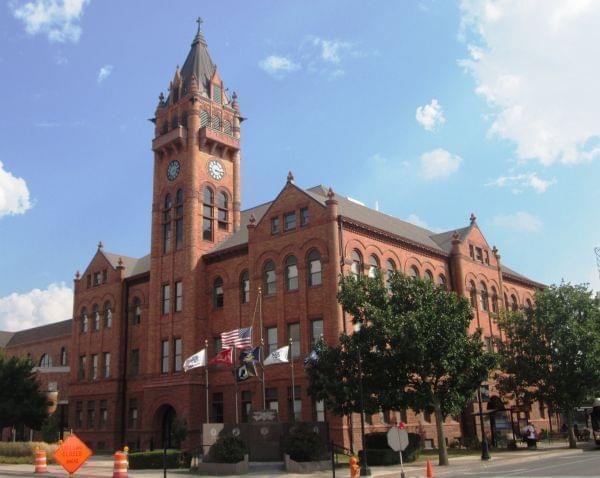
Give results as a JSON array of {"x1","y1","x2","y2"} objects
[
  {"x1": 92, "y1": 304, "x2": 100, "y2": 331},
  {"x1": 504, "y1": 293, "x2": 509, "y2": 310},
  {"x1": 525, "y1": 298, "x2": 533, "y2": 309},
  {"x1": 81, "y1": 307, "x2": 88, "y2": 333},
  {"x1": 307, "y1": 250, "x2": 322, "y2": 286},
  {"x1": 424, "y1": 270, "x2": 433, "y2": 282},
  {"x1": 60, "y1": 347, "x2": 67, "y2": 366},
  {"x1": 480, "y1": 282, "x2": 489, "y2": 311},
  {"x1": 491, "y1": 287, "x2": 499, "y2": 313},
  {"x1": 285, "y1": 255, "x2": 299, "y2": 291},
  {"x1": 175, "y1": 189, "x2": 184, "y2": 250},
  {"x1": 385, "y1": 259, "x2": 396, "y2": 288},
  {"x1": 200, "y1": 110, "x2": 209, "y2": 127},
  {"x1": 39, "y1": 354, "x2": 52, "y2": 368},
  {"x1": 171, "y1": 114, "x2": 179, "y2": 129},
  {"x1": 213, "y1": 277, "x2": 224, "y2": 308},
  {"x1": 469, "y1": 281, "x2": 477, "y2": 308},
  {"x1": 212, "y1": 115, "x2": 221, "y2": 130},
  {"x1": 132, "y1": 297, "x2": 142, "y2": 325},
  {"x1": 264, "y1": 260, "x2": 276, "y2": 295},
  {"x1": 163, "y1": 193, "x2": 172, "y2": 253},
  {"x1": 437, "y1": 274, "x2": 447, "y2": 290},
  {"x1": 203, "y1": 186, "x2": 214, "y2": 241},
  {"x1": 223, "y1": 119, "x2": 232, "y2": 135},
  {"x1": 410, "y1": 266, "x2": 420, "y2": 279},
  {"x1": 511, "y1": 294, "x2": 518, "y2": 311},
  {"x1": 368, "y1": 255, "x2": 380, "y2": 279},
  {"x1": 217, "y1": 192, "x2": 228, "y2": 231},
  {"x1": 350, "y1": 250, "x2": 363, "y2": 278},
  {"x1": 240, "y1": 271, "x2": 250, "y2": 304},
  {"x1": 104, "y1": 301, "x2": 112, "y2": 328}
]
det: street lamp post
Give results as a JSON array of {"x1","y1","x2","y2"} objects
[
  {"x1": 354, "y1": 321, "x2": 371, "y2": 476},
  {"x1": 477, "y1": 387, "x2": 491, "y2": 460}
]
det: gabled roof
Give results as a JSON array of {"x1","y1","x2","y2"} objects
[
  {"x1": 5, "y1": 319, "x2": 72, "y2": 347},
  {"x1": 101, "y1": 251, "x2": 150, "y2": 278},
  {"x1": 430, "y1": 227, "x2": 471, "y2": 253}
]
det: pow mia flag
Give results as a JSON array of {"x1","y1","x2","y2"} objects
[{"x1": 236, "y1": 363, "x2": 257, "y2": 382}]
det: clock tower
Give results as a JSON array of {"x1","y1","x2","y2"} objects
[{"x1": 147, "y1": 19, "x2": 242, "y2": 373}]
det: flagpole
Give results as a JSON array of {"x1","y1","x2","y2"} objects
[
  {"x1": 259, "y1": 288, "x2": 266, "y2": 410},
  {"x1": 261, "y1": 338, "x2": 266, "y2": 410},
  {"x1": 289, "y1": 338, "x2": 296, "y2": 422},
  {"x1": 233, "y1": 345, "x2": 239, "y2": 424},
  {"x1": 204, "y1": 340, "x2": 209, "y2": 424}
]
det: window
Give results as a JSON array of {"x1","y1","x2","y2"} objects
[
  {"x1": 99, "y1": 400, "x2": 108, "y2": 429},
  {"x1": 484, "y1": 250, "x2": 490, "y2": 265},
  {"x1": 93, "y1": 272, "x2": 101, "y2": 286},
  {"x1": 87, "y1": 401, "x2": 96, "y2": 429},
  {"x1": 368, "y1": 255, "x2": 379, "y2": 279},
  {"x1": 315, "y1": 400, "x2": 325, "y2": 422},
  {"x1": 130, "y1": 349, "x2": 139, "y2": 376},
  {"x1": 287, "y1": 323, "x2": 300, "y2": 358},
  {"x1": 81, "y1": 308, "x2": 88, "y2": 333},
  {"x1": 409, "y1": 266, "x2": 420, "y2": 279},
  {"x1": 469, "y1": 281, "x2": 477, "y2": 308},
  {"x1": 60, "y1": 347, "x2": 67, "y2": 366},
  {"x1": 78, "y1": 355, "x2": 86, "y2": 381},
  {"x1": 175, "y1": 189, "x2": 184, "y2": 250},
  {"x1": 213, "y1": 277, "x2": 224, "y2": 308},
  {"x1": 200, "y1": 110, "x2": 209, "y2": 127},
  {"x1": 266, "y1": 326, "x2": 278, "y2": 354},
  {"x1": 223, "y1": 119, "x2": 232, "y2": 135},
  {"x1": 240, "y1": 271, "x2": 250, "y2": 304},
  {"x1": 423, "y1": 410, "x2": 432, "y2": 423},
  {"x1": 175, "y1": 281, "x2": 183, "y2": 312},
  {"x1": 285, "y1": 256, "x2": 299, "y2": 291},
  {"x1": 350, "y1": 250, "x2": 362, "y2": 277},
  {"x1": 525, "y1": 298, "x2": 533, "y2": 309},
  {"x1": 213, "y1": 337, "x2": 222, "y2": 354},
  {"x1": 91, "y1": 354, "x2": 98, "y2": 380},
  {"x1": 212, "y1": 392, "x2": 224, "y2": 422},
  {"x1": 469, "y1": 245, "x2": 475, "y2": 260},
  {"x1": 284, "y1": 212, "x2": 296, "y2": 231},
  {"x1": 485, "y1": 336, "x2": 494, "y2": 352},
  {"x1": 212, "y1": 84, "x2": 222, "y2": 103},
  {"x1": 271, "y1": 217, "x2": 279, "y2": 234},
  {"x1": 385, "y1": 259, "x2": 396, "y2": 288},
  {"x1": 103, "y1": 352, "x2": 110, "y2": 378},
  {"x1": 92, "y1": 304, "x2": 100, "y2": 331},
  {"x1": 212, "y1": 115, "x2": 221, "y2": 130},
  {"x1": 161, "y1": 340, "x2": 169, "y2": 374},
  {"x1": 174, "y1": 338, "x2": 182, "y2": 372},
  {"x1": 128, "y1": 399, "x2": 138, "y2": 428},
  {"x1": 265, "y1": 388, "x2": 278, "y2": 412},
  {"x1": 424, "y1": 270, "x2": 433, "y2": 282},
  {"x1": 480, "y1": 282, "x2": 489, "y2": 311},
  {"x1": 202, "y1": 187, "x2": 214, "y2": 241},
  {"x1": 86, "y1": 274, "x2": 91, "y2": 288},
  {"x1": 75, "y1": 401, "x2": 83, "y2": 428},
  {"x1": 400, "y1": 409, "x2": 408, "y2": 424},
  {"x1": 475, "y1": 247, "x2": 484, "y2": 263},
  {"x1": 163, "y1": 194, "x2": 172, "y2": 253},
  {"x1": 104, "y1": 302, "x2": 112, "y2": 328},
  {"x1": 539, "y1": 402, "x2": 546, "y2": 419},
  {"x1": 300, "y1": 207, "x2": 309, "y2": 226},
  {"x1": 511, "y1": 294, "x2": 518, "y2": 311},
  {"x1": 310, "y1": 319, "x2": 323, "y2": 346},
  {"x1": 288, "y1": 386, "x2": 301, "y2": 422},
  {"x1": 39, "y1": 353, "x2": 52, "y2": 368},
  {"x1": 438, "y1": 274, "x2": 447, "y2": 290},
  {"x1": 217, "y1": 192, "x2": 228, "y2": 230},
  {"x1": 264, "y1": 260, "x2": 276, "y2": 295},
  {"x1": 102, "y1": 269, "x2": 108, "y2": 283},
  {"x1": 132, "y1": 297, "x2": 142, "y2": 325},
  {"x1": 239, "y1": 390, "x2": 253, "y2": 422},
  {"x1": 307, "y1": 250, "x2": 322, "y2": 286},
  {"x1": 162, "y1": 284, "x2": 171, "y2": 315},
  {"x1": 491, "y1": 287, "x2": 499, "y2": 313}
]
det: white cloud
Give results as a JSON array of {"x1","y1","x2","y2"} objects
[
  {"x1": 491, "y1": 211, "x2": 542, "y2": 232},
  {"x1": 0, "y1": 161, "x2": 32, "y2": 219},
  {"x1": 0, "y1": 282, "x2": 73, "y2": 331},
  {"x1": 420, "y1": 148, "x2": 462, "y2": 179},
  {"x1": 460, "y1": 0, "x2": 600, "y2": 166},
  {"x1": 311, "y1": 37, "x2": 353, "y2": 64},
  {"x1": 97, "y1": 64, "x2": 113, "y2": 83},
  {"x1": 416, "y1": 99, "x2": 446, "y2": 131},
  {"x1": 258, "y1": 55, "x2": 300, "y2": 78},
  {"x1": 486, "y1": 172, "x2": 556, "y2": 194},
  {"x1": 10, "y1": 0, "x2": 90, "y2": 43}
]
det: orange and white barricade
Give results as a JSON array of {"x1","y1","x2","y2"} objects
[
  {"x1": 34, "y1": 449, "x2": 48, "y2": 474},
  {"x1": 113, "y1": 451, "x2": 128, "y2": 477}
]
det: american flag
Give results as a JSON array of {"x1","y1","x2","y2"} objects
[{"x1": 221, "y1": 327, "x2": 252, "y2": 348}]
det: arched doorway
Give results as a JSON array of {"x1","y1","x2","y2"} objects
[{"x1": 153, "y1": 404, "x2": 177, "y2": 449}]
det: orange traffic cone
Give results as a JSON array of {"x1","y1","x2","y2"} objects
[
  {"x1": 113, "y1": 451, "x2": 128, "y2": 477},
  {"x1": 426, "y1": 459, "x2": 434, "y2": 478},
  {"x1": 34, "y1": 449, "x2": 48, "y2": 474}
]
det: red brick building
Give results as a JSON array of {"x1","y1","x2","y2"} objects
[{"x1": 2, "y1": 21, "x2": 557, "y2": 452}]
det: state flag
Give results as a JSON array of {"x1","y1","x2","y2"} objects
[
  {"x1": 263, "y1": 345, "x2": 290, "y2": 366},
  {"x1": 183, "y1": 348, "x2": 207, "y2": 372}
]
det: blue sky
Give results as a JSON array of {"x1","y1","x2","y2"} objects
[{"x1": 1, "y1": 0, "x2": 599, "y2": 330}]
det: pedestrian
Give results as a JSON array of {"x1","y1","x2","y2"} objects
[{"x1": 524, "y1": 422, "x2": 537, "y2": 449}]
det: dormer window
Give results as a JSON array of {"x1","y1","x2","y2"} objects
[
  {"x1": 212, "y1": 84, "x2": 222, "y2": 103},
  {"x1": 469, "y1": 245, "x2": 475, "y2": 260},
  {"x1": 475, "y1": 247, "x2": 483, "y2": 262},
  {"x1": 93, "y1": 272, "x2": 101, "y2": 286}
]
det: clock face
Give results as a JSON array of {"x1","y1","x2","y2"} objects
[
  {"x1": 208, "y1": 160, "x2": 225, "y2": 181},
  {"x1": 166, "y1": 160, "x2": 180, "y2": 181}
]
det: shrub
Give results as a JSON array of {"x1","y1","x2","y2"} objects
[
  {"x1": 360, "y1": 432, "x2": 422, "y2": 464},
  {"x1": 359, "y1": 448, "x2": 400, "y2": 466},
  {"x1": 128, "y1": 449, "x2": 190, "y2": 469},
  {"x1": 0, "y1": 442, "x2": 58, "y2": 464},
  {"x1": 283, "y1": 426, "x2": 326, "y2": 462},
  {"x1": 209, "y1": 436, "x2": 247, "y2": 464}
]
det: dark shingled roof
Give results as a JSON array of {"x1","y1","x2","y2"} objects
[
  {"x1": 0, "y1": 331, "x2": 14, "y2": 348},
  {"x1": 6, "y1": 319, "x2": 72, "y2": 347},
  {"x1": 102, "y1": 251, "x2": 151, "y2": 278},
  {"x1": 180, "y1": 25, "x2": 215, "y2": 97}
]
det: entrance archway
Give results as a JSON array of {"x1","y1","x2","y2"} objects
[{"x1": 153, "y1": 404, "x2": 177, "y2": 449}]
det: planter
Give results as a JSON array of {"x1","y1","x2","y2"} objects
[
  {"x1": 284, "y1": 454, "x2": 330, "y2": 473},
  {"x1": 195, "y1": 454, "x2": 249, "y2": 475}
]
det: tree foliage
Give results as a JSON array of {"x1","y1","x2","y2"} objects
[
  {"x1": 0, "y1": 353, "x2": 48, "y2": 431},
  {"x1": 496, "y1": 282, "x2": 600, "y2": 448},
  {"x1": 306, "y1": 272, "x2": 496, "y2": 466}
]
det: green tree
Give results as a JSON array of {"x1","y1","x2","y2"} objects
[
  {"x1": 0, "y1": 353, "x2": 49, "y2": 433},
  {"x1": 496, "y1": 282, "x2": 600, "y2": 449}
]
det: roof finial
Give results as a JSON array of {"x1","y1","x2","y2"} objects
[
  {"x1": 117, "y1": 257, "x2": 125, "y2": 270},
  {"x1": 327, "y1": 187, "x2": 335, "y2": 200},
  {"x1": 75, "y1": 270, "x2": 80, "y2": 280},
  {"x1": 98, "y1": 241, "x2": 103, "y2": 250},
  {"x1": 249, "y1": 213, "x2": 256, "y2": 225},
  {"x1": 287, "y1": 171, "x2": 294, "y2": 184},
  {"x1": 196, "y1": 16, "x2": 203, "y2": 34},
  {"x1": 470, "y1": 212, "x2": 477, "y2": 225},
  {"x1": 452, "y1": 230, "x2": 460, "y2": 241}
]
